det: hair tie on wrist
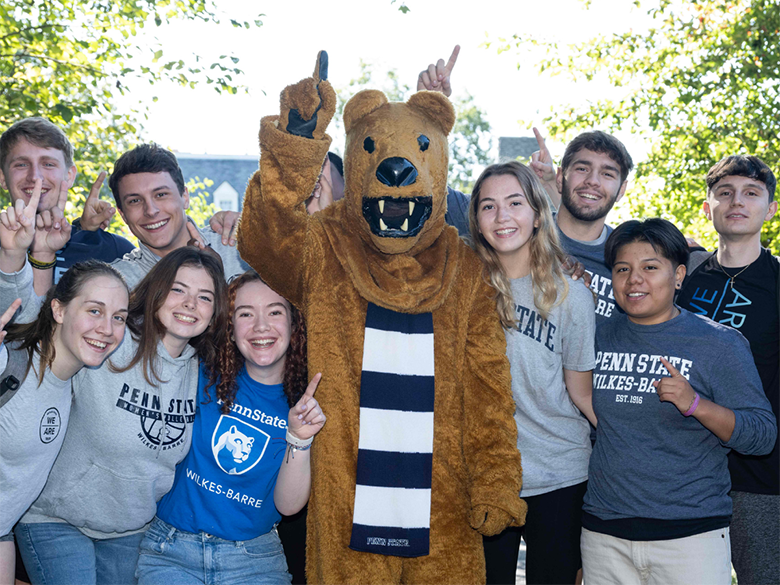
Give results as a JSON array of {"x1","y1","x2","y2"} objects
[
  {"x1": 286, "y1": 429, "x2": 313, "y2": 448},
  {"x1": 285, "y1": 429, "x2": 313, "y2": 462},
  {"x1": 683, "y1": 392, "x2": 700, "y2": 417}
]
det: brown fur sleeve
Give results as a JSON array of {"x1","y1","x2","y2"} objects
[
  {"x1": 462, "y1": 268, "x2": 527, "y2": 527},
  {"x1": 236, "y1": 115, "x2": 331, "y2": 307}
]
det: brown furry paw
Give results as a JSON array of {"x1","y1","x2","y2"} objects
[
  {"x1": 469, "y1": 504, "x2": 513, "y2": 536},
  {"x1": 279, "y1": 51, "x2": 336, "y2": 140}
]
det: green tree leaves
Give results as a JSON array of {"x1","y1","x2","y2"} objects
[
  {"x1": 515, "y1": 0, "x2": 779, "y2": 252},
  {"x1": 0, "y1": 0, "x2": 259, "y2": 234}
]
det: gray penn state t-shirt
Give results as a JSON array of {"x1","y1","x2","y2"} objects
[{"x1": 506, "y1": 274, "x2": 596, "y2": 497}]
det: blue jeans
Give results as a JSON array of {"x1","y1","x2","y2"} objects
[
  {"x1": 15, "y1": 522, "x2": 144, "y2": 585},
  {"x1": 136, "y1": 517, "x2": 291, "y2": 585}
]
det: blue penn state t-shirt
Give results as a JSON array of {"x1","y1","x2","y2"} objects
[{"x1": 156, "y1": 363, "x2": 290, "y2": 540}]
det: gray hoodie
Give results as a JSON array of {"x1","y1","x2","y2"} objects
[
  {"x1": 111, "y1": 220, "x2": 249, "y2": 290},
  {"x1": 21, "y1": 337, "x2": 198, "y2": 538},
  {"x1": 0, "y1": 263, "x2": 199, "y2": 539}
]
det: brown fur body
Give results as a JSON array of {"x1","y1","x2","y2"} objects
[{"x1": 238, "y1": 64, "x2": 525, "y2": 584}]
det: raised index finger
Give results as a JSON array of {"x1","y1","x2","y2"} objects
[
  {"x1": 659, "y1": 356, "x2": 681, "y2": 377},
  {"x1": 313, "y1": 50, "x2": 328, "y2": 83},
  {"x1": 56, "y1": 179, "x2": 69, "y2": 211},
  {"x1": 445, "y1": 45, "x2": 460, "y2": 75},
  {"x1": 302, "y1": 372, "x2": 322, "y2": 401},
  {"x1": 26, "y1": 178, "x2": 42, "y2": 214},
  {"x1": 533, "y1": 127, "x2": 548, "y2": 152},
  {"x1": 87, "y1": 171, "x2": 107, "y2": 202},
  {"x1": 186, "y1": 221, "x2": 206, "y2": 246},
  {"x1": 0, "y1": 298, "x2": 22, "y2": 330}
]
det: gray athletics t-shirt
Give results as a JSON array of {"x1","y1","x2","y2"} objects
[{"x1": 507, "y1": 274, "x2": 597, "y2": 497}]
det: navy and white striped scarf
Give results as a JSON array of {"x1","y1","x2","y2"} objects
[{"x1": 349, "y1": 303, "x2": 435, "y2": 558}]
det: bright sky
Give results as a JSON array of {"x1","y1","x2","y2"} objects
[{"x1": 135, "y1": 0, "x2": 652, "y2": 166}]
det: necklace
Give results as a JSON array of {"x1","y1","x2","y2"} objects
[{"x1": 717, "y1": 261, "x2": 751, "y2": 289}]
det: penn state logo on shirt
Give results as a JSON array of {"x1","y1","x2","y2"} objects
[
  {"x1": 211, "y1": 415, "x2": 270, "y2": 475},
  {"x1": 115, "y1": 383, "x2": 196, "y2": 451}
]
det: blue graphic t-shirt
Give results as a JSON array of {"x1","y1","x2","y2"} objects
[{"x1": 156, "y1": 363, "x2": 290, "y2": 540}]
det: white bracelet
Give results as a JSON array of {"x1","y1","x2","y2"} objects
[{"x1": 286, "y1": 429, "x2": 313, "y2": 448}]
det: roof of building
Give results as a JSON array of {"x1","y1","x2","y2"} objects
[
  {"x1": 498, "y1": 137, "x2": 538, "y2": 162},
  {"x1": 175, "y1": 153, "x2": 259, "y2": 211}
]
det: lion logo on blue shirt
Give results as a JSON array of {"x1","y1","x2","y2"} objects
[{"x1": 211, "y1": 415, "x2": 270, "y2": 475}]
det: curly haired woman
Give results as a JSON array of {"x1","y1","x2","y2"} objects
[{"x1": 136, "y1": 271, "x2": 325, "y2": 585}]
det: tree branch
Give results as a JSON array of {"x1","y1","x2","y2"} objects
[
  {"x1": 0, "y1": 23, "x2": 58, "y2": 42},
  {"x1": 0, "y1": 51, "x2": 103, "y2": 75}
]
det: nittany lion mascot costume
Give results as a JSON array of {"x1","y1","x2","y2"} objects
[{"x1": 238, "y1": 52, "x2": 525, "y2": 585}]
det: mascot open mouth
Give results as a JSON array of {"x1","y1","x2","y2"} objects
[{"x1": 362, "y1": 196, "x2": 432, "y2": 238}]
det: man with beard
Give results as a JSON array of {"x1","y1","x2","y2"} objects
[
  {"x1": 415, "y1": 48, "x2": 633, "y2": 322},
  {"x1": 547, "y1": 131, "x2": 634, "y2": 324}
]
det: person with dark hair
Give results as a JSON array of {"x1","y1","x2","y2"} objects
[
  {"x1": 0, "y1": 243, "x2": 229, "y2": 585},
  {"x1": 305, "y1": 151, "x2": 345, "y2": 215},
  {"x1": 602, "y1": 218, "x2": 690, "y2": 272},
  {"x1": 0, "y1": 257, "x2": 128, "y2": 585},
  {"x1": 7, "y1": 143, "x2": 246, "y2": 347},
  {"x1": 104, "y1": 143, "x2": 248, "y2": 289},
  {"x1": 677, "y1": 155, "x2": 779, "y2": 585},
  {"x1": 0, "y1": 118, "x2": 134, "y2": 295},
  {"x1": 211, "y1": 150, "x2": 350, "y2": 247},
  {"x1": 705, "y1": 155, "x2": 777, "y2": 199},
  {"x1": 540, "y1": 130, "x2": 634, "y2": 324},
  {"x1": 135, "y1": 271, "x2": 325, "y2": 585},
  {"x1": 581, "y1": 218, "x2": 776, "y2": 585},
  {"x1": 467, "y1": 161, "x2": 596, "y2": 585}
]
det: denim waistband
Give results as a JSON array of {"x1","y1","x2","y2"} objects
[{"x1": 149, "y1": 516, "x2": 277, "y2": 545}]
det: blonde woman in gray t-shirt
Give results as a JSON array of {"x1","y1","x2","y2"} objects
[{"x1": 468, "y1": 161, "x2": 596, "y2": 585}]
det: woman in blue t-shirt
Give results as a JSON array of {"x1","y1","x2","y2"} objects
[
  {"x1": 468, "y1": 161, "x2": 597, "y2": 585},
  {"x1": 583, "y1": 218, "x2": 776, "y2": 585},
  {"x1": 136, "y1": 270, "x2": 325, "y2": 585}
]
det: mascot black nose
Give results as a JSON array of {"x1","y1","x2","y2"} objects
[{"x1": 376, "y1": 157, "x2": 418, "y2": 187}]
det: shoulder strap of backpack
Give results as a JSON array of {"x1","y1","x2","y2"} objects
[{"x1": 0, "y1": 342, "x2": 30, "y2": 410}]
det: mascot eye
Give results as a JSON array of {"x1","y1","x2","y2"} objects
[
  {"x1": 363, "y1": 137, "x2": 375, "y2": 154},
  {"x1": 417, "y1": 135, "x2": 430, "y2": 152}
]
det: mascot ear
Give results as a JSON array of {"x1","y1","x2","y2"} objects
[
  {"x1": 344, "y1": 90, "x2": 388, "y2": 133},
  {"x1": 407, "y1": 91, "x2": 456, "y2": 136}
]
